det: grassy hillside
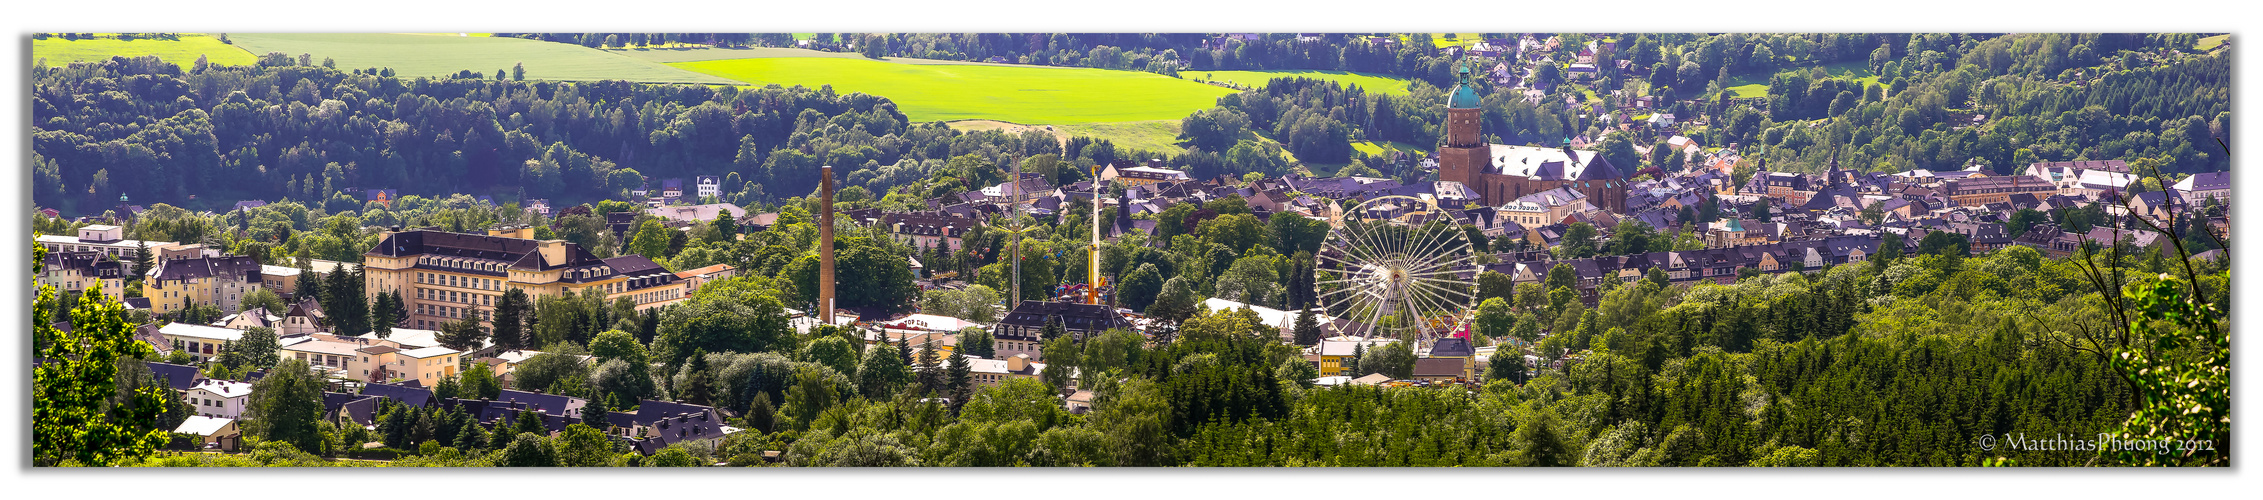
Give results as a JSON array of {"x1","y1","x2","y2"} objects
[
  {"x1": 1717, "y1": 59, "x2": 1881, "y2": 99},
  {"x1": 1186, "y1": 69, "x2": 1415, "y2": 95},
  {"x1": 671, "y1": 57, "x2": 1235, "y2": 123},
  {"x1": 228, "y1": 33, "x2": 740, "y2": 84},
  {"x1": 615, "y1": 46, "x2": 1012, "y2": 66},
  {"x1": 33, "y1": 34, "x2": 256, "y2": 69}
]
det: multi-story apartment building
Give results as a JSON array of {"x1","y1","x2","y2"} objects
[
  {"x1": 145, "y1": 256, "x2": 264, "y2": 316},
  {"x1": 992, "y1": 301, "x2": 1133, "y2": 360},
  {"x1": 1943, "y1": 175, "x2": 2055, "y2": 207},
  {"x1": 362, "y1": 227, "x2": 690, "y2": 331},
  {"x1": 34, "y1": 224, "x2": 174, "y2": 275},
  {"x1": 282, "y1": 335, "x2": 463, "y2": 387},
  {"x1": 38, "y1": 250, "x2": 126, "y2": 305}
]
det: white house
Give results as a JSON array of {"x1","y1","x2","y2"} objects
[
  {"x1": 184, "y1": 379, "x2": 253, "y2": 418},
  {"x1": 696, "y1": 175, "x2": 722, "y2": 199},
  {"x1": 34, "y1": 225, "x2": 176, "y2": 275},
  {"x1": 159, "y1": 323, "x2": 245, "y2": 363}
]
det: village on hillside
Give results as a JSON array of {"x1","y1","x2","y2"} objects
[{"x1": 31, "y1": 31, "x2": 2231, "y2": 468}]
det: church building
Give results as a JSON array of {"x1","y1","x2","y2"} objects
[{"x1": 1435, "y1": 62, "x2": 1630, "y2": 212}]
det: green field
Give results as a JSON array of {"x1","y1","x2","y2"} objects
[
  {"x1": 228, "y1": 33, "x2": 739, "y2": 84},
  {"x1": 2196, "y1": 34, "x2": 2229, "y2": 50},
  {"x1": 616, "y1": 46, "x2": 1011, "y2": 66},
  {"x1": 1057, "y1": 121, "x2": 1186, "y2": 153},
  {"x1": 1351, "y1": 140, "x2": 1422, "y2": 156},
  {"x1": 670, "y1": 57, "x2": 1236, "y2": 123},
  {"x1": 1187, "y1": 70, "x2": 1414, "y2": 95},
  {"x1": 1716, "y1": 59, "x2": 1880, "y2": 99},
  {"x1": 33, "y1": 34, "x2": 256, "y2": 69}
]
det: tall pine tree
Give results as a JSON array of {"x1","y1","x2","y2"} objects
[
  {"x1": 944, "y1": 349, "x2": 973, "y2": 413},
  {"x1": 492, "y1": 289, "x2": 531, "y2": 352},
  {"x1": 915, "y1": 339, "x2": 942, "y2": 396}
]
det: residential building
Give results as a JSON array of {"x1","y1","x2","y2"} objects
[
  {"x1": 34, "y1": 225, "x2": 174, "y2": 275},
  {"x1": 159, "y1": 323, "x2": 244, "y2": 363},
  {"x1": 953, "y1": 353, "x2": 1050, "y2": 388},
  {"x1": 257, "y1": 265, "x2": 301, "y2": 297},
  {"x1": 852, "y1": 210, "x2": 974, "y2": 253},
  {"x1": 361, "y1": 228, "x2": 690, "y2": 331},
  {"x1": 1416, "y1": 337, "x2": 1476, "y2": 382},
  {"x1": 696, "y1": 175, "x2": 721, "y2": 199},
  {"x1": 144, "y1": 255, "x2": 263, "y2": 316},
  {"x1": 2173, "y1": 171, "x2": 2230, "y2": 205},
  {"x1": 673, "y1": 264, "x2": 738, "y2": 293},
  {"x1": 172, "y1": 416, "x2": 242, "y2": 451},
  {"x1": 37, "y1": 251, "x2": 126, "y2": 305},
  {"x1": 1307, "y1": 337, "x2": 1399, "y2": 377},
  {"x1": 1101, "y1": 163, "x2": 1192, "y2": 188},
  {"x1": 184, "y1": 379, "x2": 253, "y2": 418},
  {"x1": 992, "y1": 301, "x2": 1133, "y2": 360},
  {"x1": 646, "y1": 203, "x2": 746, "y2": 225},
  {"x1": 1942, "y1": 175, "x2": 2054, "y2": 207},
  {"x1": 282, "y1": 298, "x2": 326, "y2": 335}
]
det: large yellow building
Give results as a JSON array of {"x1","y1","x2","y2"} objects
[
  {"x1": 144, "y1": 256, "x2": 264, "y2": 316},
  {"x1": 37, "y1": 251, "x2": 126, "y2": 305},
  {"x1": 362, "y1": 227, "x2": 691, "y2": 331}
]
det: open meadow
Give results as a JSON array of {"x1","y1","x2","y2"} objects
[
  {"x1": 1186, "y1": 69, "x2": 1415, "y2": 95},
  {"x1": 228, "y1": 33, "x2": 739, "y2": 84},
  {"x1": 33, "y1": 34, "x2": 256, "y2": 69},
  {"x1": 616, "y1": 46, "x2": 1013, "y2": 66},
  {"x1": 671, "y1": 57, "x2": 1235, "y2": 123}
]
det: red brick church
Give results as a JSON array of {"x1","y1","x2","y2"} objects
[{"x1": 1435, "y1": 62, "x2": 1630, "y2": 212}]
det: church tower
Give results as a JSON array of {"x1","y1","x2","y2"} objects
[{"x1": 1436, "y1": 60, "x2": 1492, "y2": 200}]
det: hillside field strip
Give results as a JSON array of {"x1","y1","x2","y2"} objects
[
  {"x1": 670, "y1": 57, "x2": 1236, "y2": 124},
  {"x1": 33, "y1": 34, "x2": 256, "y2": 69},
  {"x1": 228, "y1": 33, "x2": 739, "y2": 84},
  {"x1": 1186, "y1": 70, "x2": 1415, "y2": 95},
  {"x1": 617, "y1": 46, "x2": 1016, "y2": 66}
]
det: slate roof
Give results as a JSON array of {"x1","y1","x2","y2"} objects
[
  {"x1": 145, "y1": 361, "x2": 202, "y2": 391},
  {"x1": 359, "y1": 382, "x2": 434, "y2": 408},
  {"x1": 1428, "y1": 337, "x2": 1475, "y2": 358},
  {"x1": 151, "y1": 256, "x2": 263, "y2": 283},
  {"x1": 364, "y1": 229, "x2": 603, "y2": 273},
  {"x1": 495, "y1": 389, "x2": 585, "y2": 418}
]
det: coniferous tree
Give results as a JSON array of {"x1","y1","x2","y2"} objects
[
  {"x1": 295, "y1": 260, "x2": 322, "y2": 305},
  {"x1": 583, "y1": 394, "x2": 612, "y2": 433},
  {"x1": 491, "y1": 289, "x2": 531, "y2": 352},
  {"x1": 437, "y1": 314, "x2": 488, "y2": 352},
  {"x1": 915, "y1": 339, "x2": 942, "y2": 396},
  {"x1": 513, "y1": 409, "x2": 546, "y2": 437},
  {"x1": 944, "y1": 349, "x2": 973, "y2": 413},
  {"x1": 1040, "y1": 315, "x2": 1066, "y2": 341},
  {"x1": 746, "y1": 394, "x2": 776, "y2": 434},
  {"x1": 130, "y1": 241, "x2": 152, "y2": 281},
  {"x1": 1292, "y1": 309, "x2": 1322, "y2": 346},
  {"x1": 683, "y1": 350, "x2": 714, "y2": 406}
]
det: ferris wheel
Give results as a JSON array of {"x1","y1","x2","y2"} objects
[{"x1": 1313, "y1": 195, "x2": 1480, "y2": 343}]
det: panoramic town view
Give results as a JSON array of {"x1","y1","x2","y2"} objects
[{"x1": 29, "y1": 32, "x2": 2229, "y2": 468}]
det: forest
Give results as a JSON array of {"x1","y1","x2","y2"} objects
[{"x1": 28, "y1": 56, "x2": 1186, "y2": 217}]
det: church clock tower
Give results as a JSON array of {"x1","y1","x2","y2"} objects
[{"x1": 1436, "y1": 60, "x2": 1492, "y2": 201}]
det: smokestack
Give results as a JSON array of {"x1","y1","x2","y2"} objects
[{"x1": 819, "y1": 166, "x2": 836, "y2": 325}]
